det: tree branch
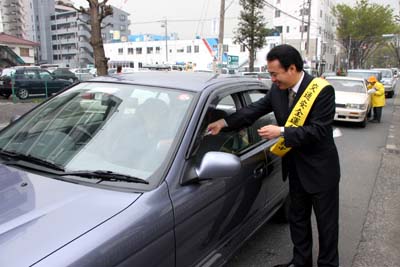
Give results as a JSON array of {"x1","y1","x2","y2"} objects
[{"x1": 57, "y1": 0, "x2": 88, "y2": 14}]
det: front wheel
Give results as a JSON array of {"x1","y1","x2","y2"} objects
[
  {"x1": 359, "y1": 115, "x2": 367, "y2": 128},
  {"x1": 17, "y1": 88, "x2": 29, "y2": 99}
]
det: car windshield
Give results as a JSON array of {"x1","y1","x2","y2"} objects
[
  {"x1": 327, "y1": 79, "x2": 366, "y2": 93},
  {"x1": 379, "y1": 70, "x2": 392, "y2": 78},
  {"x1": 0, "y1": 82, "x2": 194, "y2": 184}
]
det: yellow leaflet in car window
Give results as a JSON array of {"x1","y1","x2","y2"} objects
[{"x1": 270, "y1": 78, "x2": 330, "y2": 157}]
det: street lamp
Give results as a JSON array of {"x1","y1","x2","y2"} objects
[{"x1": 161, "y1": 19, "x2": 168, "y2": 63}]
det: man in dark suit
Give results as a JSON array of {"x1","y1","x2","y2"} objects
[{"x1": 207, "y1": 44, "x2": 340, "y2": 267}]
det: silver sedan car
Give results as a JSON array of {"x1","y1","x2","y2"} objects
[{"x1": 0, "y1": 72, "x2": 289, "y2": 267}]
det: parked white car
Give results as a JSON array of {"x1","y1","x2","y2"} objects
[
  {"x1": 71, "y1": 68, "x2": 96, "y2": 81},
  {"x1": 372, "y1": 68, "x2": 396, "y2": 98},
  {"x1": 326, "y1": 76, "x2": 371, "y2": 127}
]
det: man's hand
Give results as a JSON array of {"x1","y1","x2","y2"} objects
[
  {"x1": 207, "y1": 119, "x2": 226, "y2": 135},
  {"x1": 257, "y1": 125, "x2": 281, "y2": 139}
]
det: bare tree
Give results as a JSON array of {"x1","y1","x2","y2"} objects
[{"x1": 58, "y1": 0, "x2": 112, "y2": 76}]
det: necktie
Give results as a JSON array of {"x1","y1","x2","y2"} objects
[{"x1": 288, "y1": 88, "x2": 296, "y2": 108}]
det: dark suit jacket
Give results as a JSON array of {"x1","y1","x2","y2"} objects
[{"x1": 225, "y1": 72, "x2": 340, "y2": 193}]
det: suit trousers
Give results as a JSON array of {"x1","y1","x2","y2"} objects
[
  {"x1": 372, "y1": 107, "x2": 383, "y2": 122},
  {"x1": 288, "y1": 169, "x2": 339, "y2": 267}
]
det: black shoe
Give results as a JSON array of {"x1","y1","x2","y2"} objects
[{"x1": 368, "y1": 119, "x2": 378, "y2": 123}]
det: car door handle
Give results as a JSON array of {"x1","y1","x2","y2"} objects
[{"x1": 253, "y1": 163, "x2": 266, "y2": 179}]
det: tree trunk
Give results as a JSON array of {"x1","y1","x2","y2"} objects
[{"x1": 89, "y1": 3, "x2": 108, "y2": 76}]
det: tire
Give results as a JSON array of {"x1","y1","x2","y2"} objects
[
  {"x1": 17, "y1": 88, "x2": 29, "y2": 100},
  {"x1": 359, "y1": 115, "x2": 367, "y2": 128},
  {"x1": 1, "y1": 93, "x2": 11, "y2": 99},
  {"x1": 273, "y1": 195, "x2": 290, "y2": 223}
]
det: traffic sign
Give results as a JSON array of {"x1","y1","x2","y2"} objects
[{"x1": 227, "y1": 55, "x2": 239, "y2": 68}]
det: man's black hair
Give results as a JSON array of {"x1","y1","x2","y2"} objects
[{"x1": 266, "y1": 44, "x2": 304, "y2": 72}]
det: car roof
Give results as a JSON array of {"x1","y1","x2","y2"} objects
[
  {"x1": 347, "y1": 69, "x2": 379, "y2": 72},
  {"x1": 88, "y1": 72, "x2": 263, "y2": 92},
  {"x1": 326, "y1": 76, "x2": 365, "y2": 82}
]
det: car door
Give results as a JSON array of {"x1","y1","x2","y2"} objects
[
  {"x1": 169, "y1": 84, "x2": 284, "y2": 267},
  {"x1": 242, "y1": 86, "x2": 288, "y2": 208},
  {"x1": 38, "y1": 69, "x2": 64, "y2": 96}
]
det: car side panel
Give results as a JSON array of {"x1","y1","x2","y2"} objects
[{"x1": 34, "y1": 183, "x2": 175, "y2": 267}]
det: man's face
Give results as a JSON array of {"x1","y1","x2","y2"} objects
[{"x1": 267, "y1": 59, "x2": 297, "y2": 90}]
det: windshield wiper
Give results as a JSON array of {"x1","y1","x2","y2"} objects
[
  {"x1": 60, "y1": 170, "x2": 149, "y2": 184},
  {"x1": 0, "y1": 149, "x2": 65, "y2": 171}
]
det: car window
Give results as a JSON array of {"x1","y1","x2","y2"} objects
[
  {"x1": 0, "y1": 83, "x2": 195, "y2": 186},
  {"x1": 39, "y1": 70, "x2": 53, "y2": 80},
  {"x1": 1, "y1": 68, "x2": 16, "y2": 77},
  {"x1": 193, "y1": 94, "x2": 250, "y2": 163},
  {"x1": 22, "y1": 70, "x2": 38, "y2": 79},
  {"x1": 247, "y1": 91, "x2": 277, "y2": 143}
]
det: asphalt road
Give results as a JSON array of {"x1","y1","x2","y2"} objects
[{"x1": 227, "y1": 97, "x2": 396, "y2": 266}]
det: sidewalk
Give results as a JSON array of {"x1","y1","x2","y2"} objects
[
  {"x1": 0, "y1": 100, "x2": 37, "y2": 127},
  {"x1": 352, "y1": 93, "x2": 400, "y2": 266}
]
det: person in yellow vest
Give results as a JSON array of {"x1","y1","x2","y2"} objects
[
  {"x1": 366, "y1": 76, "x2": 385, "y2": 123},
  {"x1": 207, "y1": 44, "x2": 340, "y2": 267}
]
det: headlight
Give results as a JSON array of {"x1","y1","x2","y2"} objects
[{"x1": 346, "y1": 103, "x2": 366, "y2": 109}]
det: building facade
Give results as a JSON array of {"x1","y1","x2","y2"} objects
[
  {"x1": 104, "y1": 36, "x2": 281, "y2": 71},
  {"x1": 0, "y1": 32, "x2": 39, "y2": 66},
  {"x1": 268, "y1": 0, "x2": 338, "y2": 73},
  {"x1": 0, "y1": 0, "x2": 26, "y2": 39},
  {"x1": 50, "y1": 5, "x2": 130, "y2": 68}
]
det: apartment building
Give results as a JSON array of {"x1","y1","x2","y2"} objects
[
  {"x1": 0, "y1": 0, "x2": 26, "y2": 39},
  {"x1": 50, "y1": 5, "x2": 130, "y2": 68},
  {"x1": 269, "y1": 0, "x2": 337, "y2": 72}
]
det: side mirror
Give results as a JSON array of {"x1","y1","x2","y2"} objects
[{"x1": 182, "y1": 152, "x2": 241, "y2": 185}]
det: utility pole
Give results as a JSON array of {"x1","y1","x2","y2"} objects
[
  {"x1": 161, "y1": 18, "x2": 168, "y2": 63},
  {"x1": 306, "y1": 0, "x2": 311, "y2": 57},
  {"x1": 217, "y1": 0, "x2": 225, "y2": 73},
  {"x1": 300, "y1": 0, "x2": 305, "y2": 55}
]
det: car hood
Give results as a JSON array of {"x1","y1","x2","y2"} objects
[
  {"x1": 0, "y1": 164, "x2": 141, "y2": 266},
  {"x1": 335, "y1": 91, "x2": 367, "y2": 105}
]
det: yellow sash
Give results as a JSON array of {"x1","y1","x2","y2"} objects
[{"x1": 270, "y1": 78, "x2": 330, "y2": 157}]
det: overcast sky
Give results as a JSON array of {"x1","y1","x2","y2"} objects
[{"x1": 73, "y1": 0, "x2": 399, "y2": 39}]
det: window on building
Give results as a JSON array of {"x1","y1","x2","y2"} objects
[
  {"x1": 275, "y1": 10, "x2": 281, "y2": 17},
  {"x1": 223, "y1": 44, "x2": 229, "y2": 52},
  {"x1": 300, "y1": 8, "x2": 310, "y2": 16},
  {"x1": 52, "y1": 45, "x2": 58, "y2": 50},
  {"x1": 320, "y1": 10, "x2": 323, "y2": 18},
  {"x1": 128, "y1": 48, "x2": 134, "y2": 54},
  {"x1": 194, "y1": 45, "x2": 199, "y2": 53},
  {"x1": 240, "y1": 44, "x2": 246, "y2": 52},
  {"x1": 300, "y1": 25, "x2": 308, "y2": 32},
  {"x1": 276, "y1": 0, "x2": 280, "y2": 3},
  {"x1": 120, "y1": 14, "x2": 126, "y2": 21},
  {"x1": 118, "y1": 48, "x2": 123, "y2": 55},
  {"x1": 156, "y1": 47, "x2": 160, "y2": 54},
  {"x1": 275, "y1": 26, "x2": 283, "y2": 33},
  {"x1": 136, "y1": 47, "x2": 142, "y2": 54},
  {"x1": 187, "y1": 45, "x2": 192, "y2": 53},
  {"x1": 286, "y1": 26, "x2": 290, "y2": 33},
  {"x1": 120, "y1": 25, "x2": 126, "y2": 31},
  {"x1": 20, "y1": 48, "x2": 29, "y2": 57},
  {"x1": 177, "y1": 48, "x2": 184, "y2": 53},
  {"x1": 147, "y1": 47, "x2": 153, "y2": 54}
]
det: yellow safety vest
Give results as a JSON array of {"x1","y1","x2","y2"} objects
[{"x1": 270, "y1": 78, "x2": 330, "y2": 157}]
